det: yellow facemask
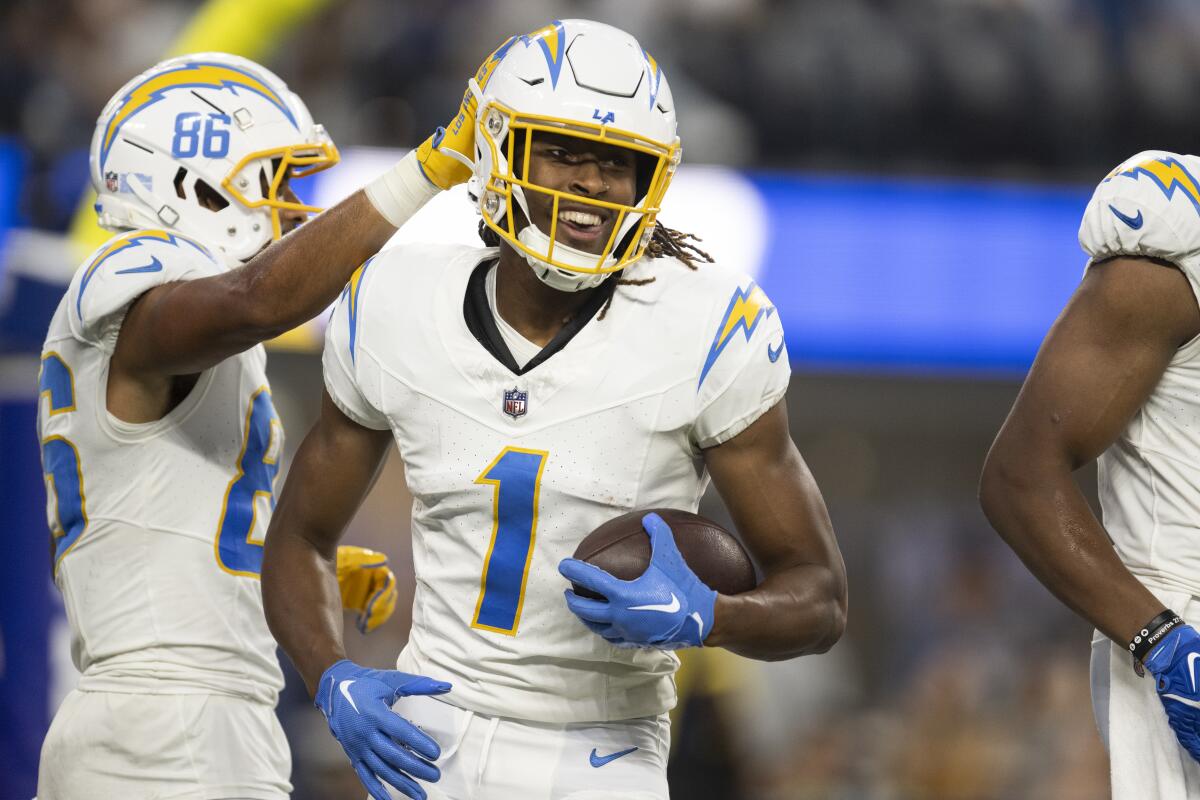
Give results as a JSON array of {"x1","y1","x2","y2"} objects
[
  {"x1": 477, "y1": 100, "x2": 681, "y2": 274},
  {"x1": 221, "y1": 140, "x2": 340, "y2": 240}
]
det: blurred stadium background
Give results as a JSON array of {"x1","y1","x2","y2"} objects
[{"x1": 5, "y1": 0, "x2": 1197, "y2": 797}]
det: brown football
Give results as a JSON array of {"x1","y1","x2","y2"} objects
[{"x1": 571, "y1": 508, "x2": 757, "y2": 599}]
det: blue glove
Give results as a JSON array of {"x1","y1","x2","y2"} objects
[
  {"x1": 315, "y1": 659, "x2": 451, "y2": 800},
  {"x1": 1144, "y1": 624, "x2": 1200, "y2": 763},
  {"x1": 558, "y1": 512, "x2": 718, "y2": 650}
]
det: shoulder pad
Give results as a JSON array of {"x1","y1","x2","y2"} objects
[
  {"x1": 689, "y1": 270, "x2": 789, "y2": 448},
  {"x1": 349, "y1": 241, "x2": 489, "y2": 332},
  {"x1": 695, "y1": 273, "x2": 781, "y2": 394},
  {"x1": 68, "y1": 229, "x2": 223, "y2": 348},
  {"x1": 1079, "y1": 150, "x2": 1200, "y2": 266}
]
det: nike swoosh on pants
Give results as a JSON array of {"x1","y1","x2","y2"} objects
[{"x1": 590, "y1": 746, "x2": 639, "y2": 767}]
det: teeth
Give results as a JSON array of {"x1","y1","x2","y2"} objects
[{"x1": 558, "y1": 209, "x2": 602, "y2": 227}]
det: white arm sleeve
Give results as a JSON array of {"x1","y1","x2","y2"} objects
[
  {"x1": 692, "y1": 282, "x2": 791, "y2": 449},
  {"x1": 322, "y1": 261, "x2": 391, "y2": 431}
]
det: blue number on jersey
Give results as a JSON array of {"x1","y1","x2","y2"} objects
[
  {"x1": 214, "y1": 387, "x2": 281, "y2": 577},
  {"x1": 39, "y1": 353, "x2": 87, "y2": 571},
  {"x1": 472, "y1": 447, "x2": 549, "y2": 634}
]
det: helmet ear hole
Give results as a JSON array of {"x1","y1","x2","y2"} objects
[
  {"x1": 194, "y1": 178, "x2": 230, "y2": 212},
  {"x1": 173, "y1": 167, "x2": 188, "y2": 200}
]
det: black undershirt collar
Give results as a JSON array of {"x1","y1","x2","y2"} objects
[{"x1": 462, "y1": 259, "x2": 618, "y2": 376}]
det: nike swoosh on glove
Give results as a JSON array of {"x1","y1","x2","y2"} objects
[
  {"x1": 1144, "y1": 624, "x2": 1200, "y2": 763},
  {"x1": 315, "y1": 659, "x2": 451, "y2": 800},
  {"x1": 558, "y1": 512, "x2": 717, "y2": 650},
  {"x1": 336, "y1": 545, "x2": 398, "y2": 634}
]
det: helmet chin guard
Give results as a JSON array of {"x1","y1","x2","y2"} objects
[
  {"x1": 467, "y1": 20, "x2": 680, "y2": 287},
  {"x1": 517, "y1": 223, "x2": 613, "y2": 291}
]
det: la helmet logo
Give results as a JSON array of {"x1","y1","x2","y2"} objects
[
  {"x1": 503, "y1": 387, "x2": 528, "y2": 419},
  {"x1": 592, "y1": 108, "x2": 615, "y2": 125}
]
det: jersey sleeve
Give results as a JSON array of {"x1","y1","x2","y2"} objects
[
  {"x1": 322, "y1": 259, "x2": 391, "y2": 431},
  {"x1": 1079, "y1": 151, "x2": 1200, "y2": 296},
  {"x1": 66, "y1": 230, "x2": 223, "y2": 353},
  {"x1": 692, "y1": 280, "x2": 791, "y2": 449}
]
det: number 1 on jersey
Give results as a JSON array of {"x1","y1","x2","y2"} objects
[{"x1": 472, "y1": 447, "x2": 549, "y2": 635}]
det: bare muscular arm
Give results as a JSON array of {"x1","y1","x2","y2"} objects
[
  {"x1": 980, "y1": 256, "x2": 1200, "y2": 646},
  {"x1": 703, "y1": 400, "x2": 847, "y2": 660},
  {"x1": 262, "y1": 391, "x2": 394, "y2": 696},
  {"x1": 112, "y1": 192, "x2": 395, "y2": 379}
]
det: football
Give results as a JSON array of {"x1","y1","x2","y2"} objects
[{"x1": 571, "y1": 508, "x2": 757, "y2": 599}]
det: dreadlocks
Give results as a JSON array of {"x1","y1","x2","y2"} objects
[{"x1": 643, "y1": 224, "x2": 713, "y2": 270}]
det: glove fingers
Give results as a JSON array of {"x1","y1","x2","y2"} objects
[
  {"x1": 353, "y1": 760, "x2": 400, "y2": 800},
  {"x1": 360, "y1": 573, "x2": 398, "y2": 634},
  {"x1": 397, "y1": 676, "x2": 453, "y2": 700},
  {"x1": 557, "y1": 558, "x2": 621, "y2": 596},
  {"x1": 370, "y1": 732, "x2": 439, "y2": 783},
  {"x1": 375, "y1": 573, "x2": 400, "y2": 619},
  {"x1": 367, "y1": 748, "x2": 434, "y2": 796},
  {"x1": 564, "y1": 590, "x2": 614, "y2": 623},
  {"x1": 642, "y1": 513, "x2": 683, "y2": 566},
  {"x1": 375, "y1": 670, "x2": 453, "y2": 699},
  {"x1": 374, "y1": 711, "x2": 442, "y2": 762}
]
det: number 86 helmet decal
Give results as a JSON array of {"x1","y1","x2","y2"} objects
[{"x1": 90, "y1": 52, "x2": 338, "y2": 262}]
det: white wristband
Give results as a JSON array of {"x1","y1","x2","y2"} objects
[{"x1": 364, "y1": 150, "x2": 440, "y2": 228}]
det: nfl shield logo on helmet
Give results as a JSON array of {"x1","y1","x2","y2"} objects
[{"x1": 503, "y1": 388, "x2": 528, "y2": 419}]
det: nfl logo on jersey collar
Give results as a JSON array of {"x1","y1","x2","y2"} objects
[{"x1": 503, "y1": 388, "x2": 528, "y2": 419}]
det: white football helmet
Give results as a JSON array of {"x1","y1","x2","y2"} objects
[
  {"x1": 89, "y1": 52, "x2": 338, "y2": 263},
  {"x1": 467, "y1": 20, "x2": 681, "y2": 291}
]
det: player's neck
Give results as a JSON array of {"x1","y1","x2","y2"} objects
[{"x1": 494, "y1": 250, "x2": 600, "y2": 347}]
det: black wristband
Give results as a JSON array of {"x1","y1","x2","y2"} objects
[{"x1": 1129, "y1": 609, "x2": 1184, "y2": 664}]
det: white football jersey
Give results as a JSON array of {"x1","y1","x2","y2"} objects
[
  {"x1": 38, "y1": 229, "x2": 284, "y2": 704},
  {"x1": 323, "y1": 242, "x2": 789, "y2": 723},
  {"x1": 1079, "y1": 150, "x2": 1200, "y2": 598}
]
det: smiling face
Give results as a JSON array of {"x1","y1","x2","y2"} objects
[{"x1": 520, "y1": 132, "x2": 638, "y2": 255}]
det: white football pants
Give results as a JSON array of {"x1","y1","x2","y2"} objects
[
  {"x1": 37, "y1": 689, "x2": 290, "y2": 800},
  {"x1": 388, "y1": 694, "x2": 670, "y2": 800},
  {"x1": 1092, "y1": 586, "x2": 1200, "y2": 799}
]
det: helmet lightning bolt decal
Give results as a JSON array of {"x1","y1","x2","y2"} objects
[
  {"x1": 100, "y1": 62, "x2": 296, "y2": 168},
  {"x1": 698, "y1": 283, "x2": 775, "y2": 390},
  {"x1": 1119, "y1": 157, "x2": 1200, "y2": 216},
  {"x1": 525, "y1": 20, "x2": 567, "y2": 88},
  {"x1": 476, "y1": 21, "x2": 568, "y2": 91},
  {"x1": 642, "y1": 48, "x2": 664, "y2": 109}
]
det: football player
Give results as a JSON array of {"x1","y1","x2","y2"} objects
[
  {"x1": 35, "y1": 52, "x2": 451, "y2": 798},
  {"x1": 981, "y1": 151, "x2": 1200, "y2": 797},
  {"x1": 260, "y1": 20, "x2": 848, "y2": 800}
]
